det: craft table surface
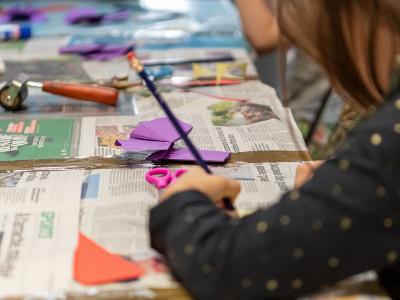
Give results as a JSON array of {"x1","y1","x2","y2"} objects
[{"x1": 0, "y1": 1, "x2": 380, "y2": 299}]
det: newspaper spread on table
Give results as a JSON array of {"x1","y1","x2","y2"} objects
[
  {"x1": 0, "y1": 81, "x2": 305, "y2": 162},
  {"x1": 74, "y1": 161, "x2": 298, "y2": 293},
  {"x1": 0, "y1": 42, "x2": 256, "y2": 82},
  {"x1": 82, "y1": 47, "x2": 258, "y2": 80},
  {"x1": 0, "y1": 170, "x2": 84, "y2": 298},
  {"x1": 134, "y1": 81, "x2": 307, "y2": 152},
  {"x1": 79, "y1": 81, "x2": 307, "y2": 157},
  {"x1": 0, "y1": 162, "x2": 298, "y2": 297}
]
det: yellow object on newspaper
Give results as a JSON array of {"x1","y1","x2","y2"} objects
[{"x1": 192, "y1": 62, "x2": 248, "y2": 83}]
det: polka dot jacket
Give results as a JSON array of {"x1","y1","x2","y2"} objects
[{"x1": 149, "y1": 93, "x2": 400, "y2": 300}]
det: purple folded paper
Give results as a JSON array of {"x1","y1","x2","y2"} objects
[
  {"x1": 59, "y1": 44, "x2": 101, "y2": 54},
  {"x1": 148, "y1": 148, "x2": 230, "y2": 163},
  {"x1": 131, "y1": 117, "x2": 193, "y2": 142},
  {"x1": 65, "y1": 8, "x2": 102, "y2": 24},
  {"x1": 58, "y1": 43, "x2": 134, "y2": 61},
  {"x1": 84, "y1": 44, "x2": 134, "y2": 61},
  {"x1": 65, "y1": 8, "x2": 130, "y2": 25},
  {"x1": 0, "y1": 4, "x2": 46, "y2": 23},
  {"x1": 115, "y1": 117, "x2": 230, "y2": 164},
  {"x1": 115, "y1": 138, "x2": 172, "y2": 152}
]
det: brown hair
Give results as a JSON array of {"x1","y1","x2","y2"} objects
[{"x1": 276, "y1": 0, "x2": 400, "y2": 110}]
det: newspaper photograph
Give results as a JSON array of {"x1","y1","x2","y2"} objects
[{"x1": 0, "y1": 170, "x2": 84, "y2": 298}]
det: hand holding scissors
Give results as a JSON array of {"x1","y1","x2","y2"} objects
[{"x1": 145, "y1": 168, "x2": 188, "y2": 190}]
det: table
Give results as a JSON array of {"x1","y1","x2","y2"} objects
[{"x1": 0, "y1": 0, "x2": 382, "y2": 299}]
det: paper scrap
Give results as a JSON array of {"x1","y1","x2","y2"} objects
[
  {"x1": 59, "y1": 43, "x2": 134, "y2": 61},
  {"x1": 0, "y1": 4, "x2": 47, "y2": 23},
  {"x1": 131, "y1": 117, "x2": 193, "y2": 142},
  {"x1": 65, "y1": 7, "x2": 130, "y2": 25},
  {"x1": 115, "y1": 138, "x2": 172, "y2": 152},
  {"x1": 74, "y1": 233, "x2": 145, "y2": 286}
]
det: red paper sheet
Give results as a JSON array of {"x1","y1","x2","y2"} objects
[{"x1": 74, "y1": 233, "x2": 144, "y2": 285}]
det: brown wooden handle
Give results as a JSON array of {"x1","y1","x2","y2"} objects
[{"x1": 42, "y1": 81, "x2": 118, "y2": 106}]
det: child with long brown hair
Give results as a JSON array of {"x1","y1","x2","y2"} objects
[{"x1": 149, "y1": 1, "x2": 400, "y2": 299}]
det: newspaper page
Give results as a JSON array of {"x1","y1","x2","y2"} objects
[
  {"x1": 0, "y1": 82, "x2": 306, "y2": 162},
  {"x1": 0, "y1": 170, "x2": 84, "y2": 298},
  {"x1": 0, "y1": 113, "x2": 155, "y2": 162},
  {"x1": 78, "y1": 114, "x2": 155, "y2": 157},
  {"x1": 135, "y1": 81, "x2": 307, "y2": 152},
  {"x1": 77, "y1": 167, "x2": 174, "y2": 292},
  {"x1": 78, "y1": 163, "x2": 299, "y2": 254},
  {"x1": 0, "y1": 114, "x2": 142, "y2": 161},
  {"x1": 79, "y1": 168, "x2": 158, "y2": 257},
  {"x1": 76, "y1": 162, "x2": 298, "y2": 293},
  {"x1": 78, "y1": 82, "x2": 306, "y2": 159},
  {"x1": 222, "y1": 162, "x2": 299, "y2": 214},
  {"x1": 0, "y1": 116, "x2": 82, "y2": 161}
]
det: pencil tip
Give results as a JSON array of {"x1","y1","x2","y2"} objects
[{"x1": 127, "y1": 52, "x2": 135, "y2": 60}]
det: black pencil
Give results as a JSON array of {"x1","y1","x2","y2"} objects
[{"x1": 127, "y1": 52, "x2": 234, "y2": 211}]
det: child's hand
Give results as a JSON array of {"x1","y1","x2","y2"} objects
[
  {"x1": 294, "y1": 161, "x2": 324, "y2": 189},
  {"x1": 160, "y1": 167, "x2": 241, "y2": 207}
]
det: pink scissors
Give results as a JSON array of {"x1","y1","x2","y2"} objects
[{"x1": 145, "y1": 168, "x2": 188, "y2": 190}]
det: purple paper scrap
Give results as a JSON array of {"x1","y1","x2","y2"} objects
[
  {"x1": 65, "y1": 8, "x2": 102, "y2": 25},
  {"x1": 131, "y1": 117, "x2": 193, "y2": 142},
  {"x1": 60, "y1": 43, "x2": 134, "y2": 61},
  {"x1": 115, "y1": 138, "x2": 172, "y2": 152},
  {"x1": 59, "y1": 44, "x2": 101, "y2": 54},
  {"x1": 83, "y1": 44, "x2": 134, "y2": 61},
  {"x1": 65, "y1": 8, "x2": 130, "y2": 25},
  {"x1": 0, "y1": 4, "x2": 46, "y2": 23}
]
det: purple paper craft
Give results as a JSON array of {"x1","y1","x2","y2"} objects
[
  {"x1": 115, "y1": 138, "x2": 172, "y2": 152},
  {"x1": 83, "y1": 44, "x2": 134, "y2": 61},
  {"x1": 131, "y1": 117, "x2": 193, "y2": 142},
  {"x1": 59, "y1": 44, "x2": 101, "y2": 54},
  {"x1": 114, "y1": 117, "x2": 229, "y2": 164},
  {"x1": 65, "y1": 8, "x2": 130, "y2": 25},
  {"x1": 0, "y1": 4, "x2": 46, "y2": 24},
  {"x1": 148, "y1": 148, "x2": 231, "y2": 163},
  {"x1": 59, "y1": 43, "x2": 134, "y2": 61},
  {"x1": 65, "y1": 8, "x2": 101, "y2": 24}
]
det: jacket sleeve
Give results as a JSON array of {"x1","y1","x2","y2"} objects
[{"x1": 149, "y1": 96, "x2": 400, "y2": 300}]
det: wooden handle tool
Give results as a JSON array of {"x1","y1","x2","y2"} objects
[{"x1": 33, "y1": 81, "x2": 118, "y2": 106}]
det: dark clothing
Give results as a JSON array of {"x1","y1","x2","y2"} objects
[{"x1": 150, "y1": 93, "x2": 400, "y2": 300}]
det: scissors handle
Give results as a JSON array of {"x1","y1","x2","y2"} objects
[{"x1": 145, "y1": 168, "x2": 171, "y2": 189}]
